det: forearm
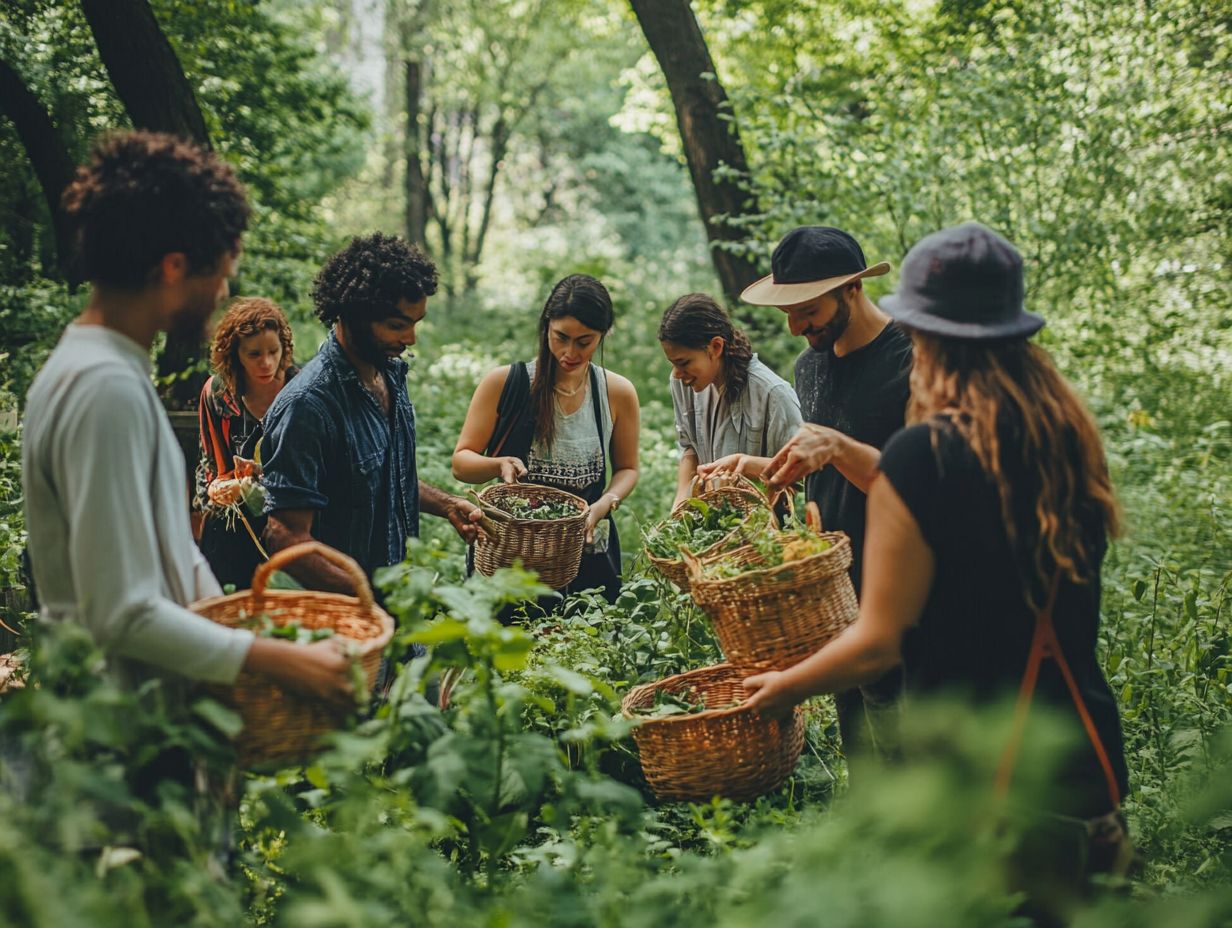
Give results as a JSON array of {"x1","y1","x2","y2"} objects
[
  {"x1": 452, "y1": 448, "x2": 502, "y2": 484},
  {"x1": 419, "y1": 479, "x2": 464, "y2": 518},
  {"x1": 777, "y1": 620, "x2": 903, "y2": 702},
  {"x1": 832, "y1": 436, "x2": 882, "y2": 494},
  {"x1": 262, "y1": 515, "x2": 357, "y2": 594},
  {"x1": 674, "y1": 452, "x2": 698, "y2": 505},
  {"x1": 606, "y1": 467, "x2": 639, "y2": 504}
]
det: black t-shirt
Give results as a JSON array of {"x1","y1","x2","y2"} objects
[
  {"x1": 794, "y1": 321, "x2": 912, "y2": 589},
  {"x1": 880, "y1": 416, "x2": 1129, "y2": 817}
]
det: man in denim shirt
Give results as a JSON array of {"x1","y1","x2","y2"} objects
[{"x1": 261, "y1": 233, "x2": 481, "y2": 592}]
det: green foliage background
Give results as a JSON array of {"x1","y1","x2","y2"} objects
[{"x1": 0, "y1": 0, "x2": 1230, "y2": 923}]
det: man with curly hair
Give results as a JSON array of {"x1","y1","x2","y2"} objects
[
  {"x1": 260, "y1": 233, "x2": 482, "y2": 595},
  {"x1": 22, "y1": 130, "x2": 353, "y2": 699}
]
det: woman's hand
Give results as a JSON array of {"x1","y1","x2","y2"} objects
[
  {"x1": 207, "y1": 477, "x2": 244, "y2": 507},
  {"x1": 742, "y1": 669, "x2": 800, "y2": 719},
  {"x1": 584, "y1": 494, "x2": 617, "y2": 543},
  {"x1": 697, "y1": 453, "x2": 769, "y2": 481},
  {"x1": 498, "y1": 456, "x2": 528, "y2": 484}
]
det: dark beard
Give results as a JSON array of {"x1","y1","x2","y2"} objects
[
  {"x1": 345, "y1": 319, "x2": 393, "y2": 366},
  {"x1": 808, "y1": 292, "x2": 852, "y2": 353}
]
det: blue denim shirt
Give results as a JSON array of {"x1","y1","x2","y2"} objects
[{"x1": 261, "y1": 332, "x2": 420, "y2": 580}]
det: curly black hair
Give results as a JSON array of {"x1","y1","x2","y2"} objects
[
  {"x1": 311, "y1": 233, "x2": 439, "y2": 326},
  {"x1": 60, "y1": 131, "x2": 249, "y2": 288}
]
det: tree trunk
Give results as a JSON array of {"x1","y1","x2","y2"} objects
[
  {"x1": 404, "y1": 58, "x2": 428, "y2": 246},
  {"x1": 80, "y1": 0, "x2": 214, "y2": 408},
  {"x1": 628, "y1": 0, "x2": 762, "y2": 304},
  {"x1": 79, "y1": 0, "x2": 211, "y2": 146},
  {"x1": 0, "y1": 59, "x2": 80, "y2": 284}
]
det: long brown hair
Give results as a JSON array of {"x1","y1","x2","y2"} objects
[
  {"x1": 908, "y1": 333, "x2": 1120, "y2": 605},
  {"x1": 210, "y1": 296, "x2": 294, "y2": 399},
  {"x1": 530, "y1": 275, "x2": 613, "y2": 448},
  {"x1": 658, "y1": 293, "x2": 754, "y2": 403}
]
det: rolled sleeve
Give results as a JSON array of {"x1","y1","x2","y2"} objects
[
  {"x1": 669, "y1": 377, "x2": 698, "y2": 456},
  {"x1": 261, "y1": 394, "x2": 331, "y2": 512}
]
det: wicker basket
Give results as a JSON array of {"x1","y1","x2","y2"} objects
[
  {"x1": 621, "y1": 663, "x2": 805, "y2": 802},
  {"x1": 471, "y1": 482, "x2": 590, "y2": 589},
  {"x1": 192, "y1": 541, "x2": 395, "y2": 767},
  {"x1": 683, "y1": 509, "x2": 858, "y2": 675},
  {"x1": 645, "y1": 474, "x2": 775, "y2": 591}
]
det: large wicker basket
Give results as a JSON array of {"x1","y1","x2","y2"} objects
[
  {"x1": 683, "y1": 508, "x2": 858, "y2": 675},
  {"x1": 471, "y1": 482, "x2": 589, "y2": 589},
  {"x1": 621, "y1": 663, "x2": 805, "y2": 802},
  {"x1": 645, "y1": 474, "x2": 774, "y2": 591},
  {"x1": 192, "y1": 541, "x2": 395, "y2": 767}
]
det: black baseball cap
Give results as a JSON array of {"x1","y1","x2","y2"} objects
[{"x1": 741, "y1": 226, "x2": 891, "y2": 306}]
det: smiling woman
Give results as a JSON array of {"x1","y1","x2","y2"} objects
[
  {"x1": 658, "y1": 293, "x2": 801, "y2": 505},
  {"x1": 452, "y1": 274, "x2": 640, "y2": 606}
]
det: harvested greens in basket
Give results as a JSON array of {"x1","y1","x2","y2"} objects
[
  {"x1": 631, "y1": 686, "x2": 744, "y2": 718},
  {"x1": 704, "y1": 526, "x2": 833, "y2": 579},
  {"x1": 644, "y1": 496, "x2": 771, "y2": 560},
  {"x1": 496, "y1": 495, "x2": 580, "y2": 520},
  {"x1": 243, "y1": 612, "x2": 337, "y2": 644}
]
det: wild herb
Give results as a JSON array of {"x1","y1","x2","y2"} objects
[{"x1": 497, "y1": 495, "x2": 579, "y2": 520}]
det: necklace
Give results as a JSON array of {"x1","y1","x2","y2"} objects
[{"x1": 554, "y1": 367, "x2": 588, "y2": 397}]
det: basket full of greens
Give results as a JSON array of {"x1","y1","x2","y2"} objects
[
  {"x1": 643, "y1": 476, "x2": 775, "y2": 591},
  {"x1": 621, "y1": 663, "x2": 805, "y2": 802},
  {"x1": 471, "y1": 481, "x2": 590, "y2": 589},
  {"x1": 683, "y1": 500, "x2": 857, "y2": 675},
  {"x1": 192, "y1": 541, "x2": 393, "y2": 768}
]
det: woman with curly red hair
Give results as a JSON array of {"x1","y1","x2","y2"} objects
[{"x1": 194, "y1": 296, "x2": 298, "y2": 588}]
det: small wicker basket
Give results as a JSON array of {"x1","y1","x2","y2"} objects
[
  {"x1": 684, "y1": 502, "x2": 858, "y2": 675},
  {"x1": 645, "y1": 474, "x2": 775, "y2": 591},
  {"x1": 621, "y1": 663, "x2": 805, "y2": 802},
  {"x1": 471, "y1": 481, "x2": 590, "y2": 589},
  {"x1": 192, "y1": 541, "x2": 395, "y2": 768}
]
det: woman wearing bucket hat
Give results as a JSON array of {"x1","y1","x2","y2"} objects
[
  {"x1": 742, "y1": 222, "x2": 1132, "y2": 921},
  {"x1": 658, "y1": 293, "x2": 802, "y2": 506}
]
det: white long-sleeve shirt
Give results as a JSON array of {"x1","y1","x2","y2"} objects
[{"x1": 22, "y1": 323, "x2": 253, "y2": 684}]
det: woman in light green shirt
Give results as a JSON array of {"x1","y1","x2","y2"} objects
[{"x1": 659, "y1": 293, "x2": 802, "y2": 506}]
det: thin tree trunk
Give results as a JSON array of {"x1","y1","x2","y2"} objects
[
  {"x1": 628, "y1": 0, "x2": 761, "y2": 304},
  {"x1": 80, "y1": 0, "x2": 215, "y2": 408},
  {"x1": 404, "y1": 58, "x2": 428, "y2": 245},
  {"x1": 0, "y1": 59, "x2": 79, "y2": 284}
]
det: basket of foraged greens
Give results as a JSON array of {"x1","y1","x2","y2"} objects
[
  {"x1": 684, "y1": 501, "x2": 857, "y2": 675},
  {"x1": 621, "y1": 663, "x2": 805, "y2": 802},
  {"x1": 471, "y1": 481, "x2": 590, "y2": 589},
  {"x1": 192, "y1": 541, "x2": 393, "y2": 767},
  {"x1": 643, "y1": 476, "x2": 775, "y2": 591}
]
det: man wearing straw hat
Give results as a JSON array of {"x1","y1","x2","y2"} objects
[
  {"x1": 22, "y1": 131, "x2": 353, "y2": 700},
  {"x1": 700, "y1": 226, "x2": 912, "y2": 765}
]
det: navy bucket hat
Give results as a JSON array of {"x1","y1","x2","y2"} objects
[{"x1": 880, "y1": 222, "x2": 1044, "y2": 340}]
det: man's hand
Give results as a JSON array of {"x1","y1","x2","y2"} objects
[
  {"x1": 763, "y1": 424, "x2": 849, "y2": 490},
  {"x1": 499, "y1": 456, "x2": 528, "y2": 484},
  {"x1": 696, "y1": 453, "x2": 769, "y2": 481},
  {"x1": 246, "y1": 637, "x2": 356, "y2": 709},
  {"x1": 742, "y1": 669, "x2": 800, "y2": 719},
  {"x1": 447, "y1": 497, "x2": 484, "y2": 544}
]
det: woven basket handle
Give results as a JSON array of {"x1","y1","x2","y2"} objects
[
  {"x1": 680, "y1": 546, "x2": 703, "y2": 581},
  {"x1": 251, "y1": 541, "x2": 375, "y2": 612}
]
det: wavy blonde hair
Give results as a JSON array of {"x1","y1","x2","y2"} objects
[{"x1": 908, "y1": 333, "x2": 1120, "y2": 605}]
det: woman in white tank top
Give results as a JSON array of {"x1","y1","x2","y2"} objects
[{"x1": 452, "y1": 274, "x2": 640, "y2": 603}]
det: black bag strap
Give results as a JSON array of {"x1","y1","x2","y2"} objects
[
  {"x1": 488, "y1": 362, "x2": 532, "y2": 458},
  {"x1": 588, "y1": 364, "x2": 609, "y2": 489}
]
